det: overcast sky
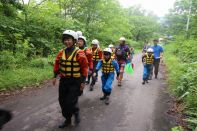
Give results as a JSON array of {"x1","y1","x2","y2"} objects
[
  {"x1": 23, "y1": 0, "x2": 176, "y2": 17},
  {"x1": 118, "y1": 0, "x2": 176, "y2": 17}
]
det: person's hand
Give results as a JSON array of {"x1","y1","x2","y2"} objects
[
  {"x1": 127, "y1": 55, "x2": 131, "y2": 60},
  {"x1": 52, "y1": 78, "x2": 57, "y2": 86},
  {"x1": 80, "y1": 83, "x2": 85, "y2": 91},
  {"x1": 160, "y1": 55, "x2": 164, "y2": 64},
  {"x1": 79, "y1": 83, "x2": 85, "y2": 96},
  {"x1": 93, "y1": 73, "x2": 97, "y2": 77},
  {"x1": 88, "y1": 70, "x2": 93, "y2": 75}
]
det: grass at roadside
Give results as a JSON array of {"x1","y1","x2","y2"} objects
[
  {"x1": 164, "y1": 43, "x2": 197, "y2": 131},
  {"x1": 0, "y1": 66, "x2": 53, "y2": 91}
]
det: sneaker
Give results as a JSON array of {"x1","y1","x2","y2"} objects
[
  {"x1": 105, "y1": 96, "x2": 110, "y2": 105},
  {"x1": 146, "y1": 80, "x2": 149, "y2": 83},
  {"x1": 85, "y1": 81, "x2": 90, "y2": 85},
  {"x1": 118, "y1": 81, "x2": 121, "y2": 86},
  {"x1": 74, "y1": 112, "x2": 80, "y2": 126},
  {"x1": 100, "y1": 95, "x2": 106, "y2": 100},
  {"x1": 58, "y1": 120, "x2": 71, "y2": 128},
  {"x1": 142, "y1": 81, "x2": 145, "y2": 85},
  {"x1": 89, "y1": 85, "x2": 93, "y2": 91}
]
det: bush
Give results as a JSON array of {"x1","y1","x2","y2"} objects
[
  {"x1": 0, "y1": 51, "x2": 16, "y2": 69},
  {"x1": 165, "y1": 40, "x2": 197, "y2": 130},
  {"x1": 172, "y1": 36, "x2": 197, "y2": 63},
  {"x1": 127, "y1": 39, "x2": 142, "y2": 49},
  {"x1": 0, "y1": 51, "x2": 28, "y2": 70},
  {"x1": 184, "y1": 64, "x2": 197, "y2": 108},
  {"x1": 29, "y1": 58, "x2": 49, "y2": 68},
  {"x1": 0, "y1": 66, "x2": 52, "y2": 90}
]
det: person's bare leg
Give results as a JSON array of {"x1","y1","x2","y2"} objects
[{"x1": 118, "y1": 66, "x2": 124, "y2": 86}]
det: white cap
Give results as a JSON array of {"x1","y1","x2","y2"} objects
[
  {"x1": 103, "y1": 48, "x2": 112, "y2": 54},
  {"x1": 92, "y1": 39, "x2": 99, "y2": 45},
  {"x1": 78, "y1": 36, "x2": 86, "y2": 42},
  {"x1": 147, "y1": 48, "x2": 153, "y2": 53},
  {"x1": 119, "y1": 37, "x2": 126, "y2": 41},
  {"x1": 108, "y1": 44, "x2": 114, "y2": 48},
  {"x1": 63, "y1": 30, "x2": 78, "y2": 40}
]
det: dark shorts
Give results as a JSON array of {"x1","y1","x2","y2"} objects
[{"x1": 118, "y1": 60, "x2": 126, "y2": 73}]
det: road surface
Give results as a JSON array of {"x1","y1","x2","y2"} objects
[{"x1": 0, "y1": 54, "x2": 176, "y2": 131}]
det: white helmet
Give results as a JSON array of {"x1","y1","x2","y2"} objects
[
  {"x1": 119, "y1": 37, "x2": 126, "y2": 41},
  {"x1": 108, "y1": 44, "x2": 114, "y2": 48},
  {"x1": 103, "y1": 48, "x2": 112, "y2": 54},
  {"x1": 78, "y1": 36, "x2": 87, "y2": 42},
  {"x1": 92, "y1": 39, "x2": 99, "y2": 45},
  {"x1": 63, "y1": 30, "x2": 78, "y2": 40},
  {"x1": 147, "y1": 48, "x2": 153, "y2": 53},
  {"x1": 76, "y1": 31, "x2": 82, "y2": 37}
]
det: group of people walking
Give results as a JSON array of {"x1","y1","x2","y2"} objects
[
  {"x1": 52, "y1": 29, "x2": 163, "y2": 128},
  {"x1": 142, "y1": 39, "x2": 164, "y2": 84},
  {"x1": 52, "y1": 30, "x2": 132, "y2": 128}
]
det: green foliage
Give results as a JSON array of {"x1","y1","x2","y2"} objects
[
  {"x1": 163, "y1": 1, "x2": 197, "y2": 129},
  {"x1": 127, "y1": 39, "x2": 142, "y2": 49},
  {"x1": 0, "y1": 51, "x2": 16, "y2": 69},
  {"x1": 126, "y1": 7, "x2": 160, "y2": 42},
  {"x1": 29, "y1": 58, "x2": 49, "y2": 68},
  {"x1": 178, "y1": 42, "x2": 197, "y2": 63},
  {"x1": 163, "y1": 0, "x2": 197, "y2": 38},
  {"x1": 171, "y1": 126, "x2": 184, "y2": 131},
  {"x1": 0, "y1": 66, "x2": 52, "y2": 91},
  {"x1": 0, "y1": 0, "x2": 159, "y2": 57},
  {"x1": 0, "y1": 51, "x2": 27, "y2": 69},
  {"x1": 184, "y1": 118, "x2": 197, "y2": 130},
  {"x1": 165, "y1": 40, "x2": 197, "y2": 130},
  {"x1": 0, "y1": 0, "x2": 159, "y2": 90}
]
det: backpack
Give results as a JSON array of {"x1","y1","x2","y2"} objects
[{"x1": 116, "y1": 48, "x2": 126, "y2": 59}]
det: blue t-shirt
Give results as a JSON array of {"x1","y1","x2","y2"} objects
[{"x1": 151, "y1": 45, "x2": 163, "y2": 59}]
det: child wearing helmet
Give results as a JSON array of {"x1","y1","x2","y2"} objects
[
  {"x1": 53, "y1": 30, "x2": 88, "y2": 128},
  {"x1": 77, "y1": 36, "x2": 93, "y2": 77},
  {"x1": 93, "y1": 48, "x2": 119, "y2": 105},
  {"x1": 108, "y1": 44, "x2": 115, "y2": 60},
  {"x1": 88, "y1": 39, "x2": 102, "y2": 91},
  {"x1": 142, "y1": 48, "x2": 155, "y2": 85}
]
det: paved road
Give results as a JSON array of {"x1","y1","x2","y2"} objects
[{"x1": 0, "y1": 54, "x2": 176, "y2": 131}]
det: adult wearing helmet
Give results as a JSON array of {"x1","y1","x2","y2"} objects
[
  {"x1": 142, "y1": 48, "x2": 155, "y2": 84},
  {"x1": 108, "y1": 44, "x2": 114, "y2": 48},
  {"x1": 93, "y1": 48, "x2": 119, "y2": 105},
  {"x1": 115, "y1": 37, "x2": 131, "y2": 86},
  {"x1": 77, "y1": 36, "x2": 93, "y2": 80},
  {"x1": 88, "y1": 39, "x2": 102, "y2": 91},
  {"x1": 151, "y1": 39, "x2": 164, "y2": 79},
  {"x1": 53, "y1": 30, "x2": 88, "y2": 128},
  {"x1": 108, "y1": 44, "x2": 115, "y2": 60}
]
